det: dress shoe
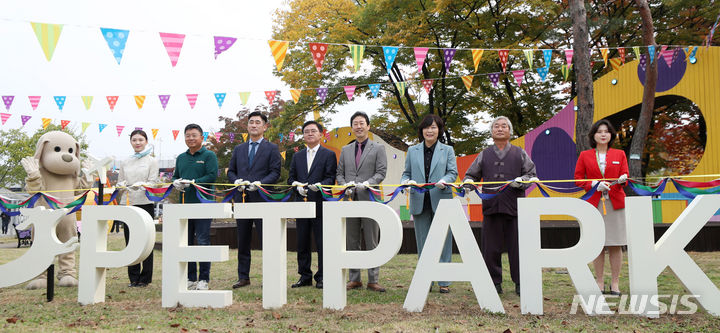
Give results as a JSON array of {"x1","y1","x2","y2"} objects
[
  {"x1": 291, "y1": 279, "x2": 312, "y2": 288},
  {"x1": 315, "y1": 281, "x2": 323, "y2": 289},
  {"x1": 515, "y1": 283, "x2": 521, "y2": 296},
  {"x1": 232, "y1": 279, "x2": 251, "y2": 289},
  {"x1": 136, "y1": 282, "x2": 148, "y2": 288},
  {"x1": 346, "y1": 281, "x2": 363, "y2": 290},
  {"x1": 366, "y1": 283, "x2": 386, "y2": 292},
  {"x1": 495, "y1": 283, "x2": 503, "y2": 294},
  {"x1": 609, "y1": 290, "x2": 621, "y2": 296},
  {"x1": 439, "y1": 286, "x2": 450, "y2": 294},
  {"x1": 128, "y1": 282, "x2": 138, "y2": 288}
]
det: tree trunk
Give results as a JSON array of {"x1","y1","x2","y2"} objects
[
  {"x1": 629, "y1": 0, "x2": 658, "y2": 179},
  {"x1": 571, "y1": 0, "x2": 594, "y2": 155}
]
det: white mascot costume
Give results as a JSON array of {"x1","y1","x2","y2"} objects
[{"x1": 21, "y1": 131, "x2": 88, "y2": 289}]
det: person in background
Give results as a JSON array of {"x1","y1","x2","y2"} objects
[
  {"x1": 574, "y1": 119, "x2": 628, "y2": 296},
  {"x1": 116, "y1": 129, "x2": 159, "y2": 287},
  {"x1": 462, "y1": 116, "x2": 537, "y2": 296},
  {"x1": 400, "y1": 114, "x2": 458, "y2": 293},
  {"x1": 227, "y1": 111, "x2": 281, "y2": 289},
  {"x1": 172, "y1": 124, "x2": 218, "y2": 291},
  {"x1": 1, "y1": 212, "x2": 10, "y2": 235},
  {"x1": 336, "y1": 111, "x2": 388, "y2": 292},
  {"x1": 287, "y1": 120, "x2": 337, "y2": 289}
]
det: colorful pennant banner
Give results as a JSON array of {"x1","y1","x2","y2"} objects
[
  {"x1": 28, "y1": 96, "x2": 41, "y2": 110},
  {"x1": 472, "y1": 49, "x2": 484, "y2": 72},
  {"x1": 134, "y1": 95, "x2": 146, "y2": 109},
  {"x1": 158, "y1": 94, "x2": 170, "y2": 110},
  {"x1": 81, "y1": 96, "x2": 93, "y2": 110},
  {"x1": 442, "y1": 48, "x2": 456, "y2": 71},
  {"x1": 349, "y1": 44, "x2": 365, "y2": 72},
  {"x1": 0, "y1": 113, "x2": 9, "y2": 125},
  {"x1": 344, "y1": 85, "x2": 356, "y2": 101},
  {"x1": 414, "y1": 47, "x2": 429, "y2": 73},
  {"x1": 54, "y1": 96, "x2": 66, "y2": 111},
  {"x1": 31, "y1": 22, "x2": 63, "y2": 61},
  {"x1": 383, "y1": 46, "x2": 399, "y2": 72},
  {"x1": 100, "y1": 27, "x2": 129, "y2": 64},
  {"x1": 186, "y1": 94, "x2": 198, "y2": 109},
  {"x1": 238, "y1": 92, "x2": 250, "y2": 105},
  {"x1": 2, "y1": 96, "x2": 14, "y2": 111},
  {"x1": 21, "y1": 115, "x2": 32, "y2": 126},
  {"x1": 214, "y1": 93, "x2": 226, "y2": 108},
  {"x1": 213, "y1": 36, "x2": 237, "y2": 59},
  {"x1": 159, "y1": 32, "x2": 185, "y2": 67},
  {"x1": 268, "y1": 40, "x2": 289, "y2": 71},
  {"x1": 308, "y1": 43, "x2": 328, "y2": 74}
]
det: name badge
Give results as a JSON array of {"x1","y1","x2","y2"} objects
[
  {"x1": 612, "y1": 161, "x2": 620, "y2": 165},
  {"x1": 196, "y1": 160, "x2": 205, "y2": 164}
]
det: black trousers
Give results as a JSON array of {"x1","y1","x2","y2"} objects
[
  {"x1": 481, "y1": 213, "x2": 519, "y2": 285},
  {"x1": 296, "y1": 200, "x2": 323, "y2": 282},
  {"x1": 122, "y1": 203, "x2": 155, "y2": 284}
]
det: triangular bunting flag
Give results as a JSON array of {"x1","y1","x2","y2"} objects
[
  {"x1": 241, "y1": 133, "x2": 248, "y2": 142},
  {"x1": 488, "y1": 73, "x2": 500, "y2": 88},
  {"x1": 134, "y1": 95, "x2": 146, "y2": 109},
  {"x1": 368, "y1": 84, "x2": 380, "y2": 98},
  {"x1": 684, "y1": 46, "x2": 696, "y2": 61},
  {"x1": 638, "y1": 54, "x2": 647, "y2": 71},
  {"x1": 186, "y1": 94, "x2": 198, "y2": 109},
  {"x1": 512, "y1": 70, "x2": 525, "y2": 86},
  {"x1": 28, "y1": 96, "x2": 41, "y2": 110},
  {"x1": 618, "y1": 48, "x2": 626, "y2": 64},
  {"x1": 600, "y1": 48, "x2": 609, "y2": 67},
  {"x1": 395, "y1": 81, "x2": 407, "y2": 96},
  {"x1": 30, "y1": 22, "x2": 64, "y2": 61},
  {"x1": 151, "y1": 128, "x2": 159, "y2": 139},
  {"x1": 106, "y1": 96, "x2": 119, "y2": 111},
  {"x1": 21, "y1": 115, "x2": 32, "y2": 126},
  {"x1": 661, "y1": 45, "x2": 668, "y2": 53},
  {"x1": 421, "y1": 79, "x2": 433, "y2": 94},
  {"x1": 54, "y1": 96, "x2": 66, "y2": 111},
  {"x1": 0, "y1": 113, "x2": 10, "y2": 125},
  {"x1": 648, "y1": 45, "x2": 655, "y2": 64},
  {"x1": 268, "y1": 40, "x2": 289, "y2": 71},
  {"x1": 228, "y1": 133, "x2": 235, "y2": 142},
  {"x1": 158, "y1": 94, "x2": 170, "y2": 110},
  {"x1": 288, "y1": 131, "x2": 295, "y2": 141},
  {"x1": 100, "y1": 28, "x2": 129, "y2": 64},
  {"x1": 349, "y1": 44, "x2": 365, "y2": 72},
  {"x1": 633, "y1": 46, "x2": 641, "y2": 60},
  {"x1": 661, "y1": 49, "x2": 675, "y2": 68},
  {"x1": 308, "y1": 43, "x2": 329, "y2": 74},
  {"x1": 214, "y1": 93, "x2": 226, "y2": 108},
  {"x1": 215, "y1": 132, "x2": 223, "y2": 140},
  {"x1": 498, "y1": 49, "x2": 509, "y2": 72},
  {"x1": 536, "y1": 67, "x2": 548, "y2": 81},
  {"x1": 238, "y1": 92, "x2": 250, "y2": 105},
  {"x1": 344, "y1": 86, "x2": 356, "y2": 101},
  {"x1": 414, "y1": 47, "x2": 429, "y2": 73},
  {"x1": 564, "y1": 49, "x2": 574, "y2": 66},
  {"x1": 471, "y1": 49, "x2": 484, "y2": 72},
  {"x1": 81, "y1": 122, "x2": 90, "y2": 133},
  {"x1": 213, "y1": 36, "x2": 237, "y2": 59},
  {"x1": 523, "y1": 50, "x2": 534, "y2": 70},
  {"x1": 2, "y1": 96, "x2": 14, "y2": 111},
  {"x1": 42, "y1": 118, "x2": 52, "y2": 129},
  {"x1": 561, "y1": 64, "x2": 571, "y2": 81},
  {"x1": 81, "y1": 96, "x2": 93, "y2": 110},
  {"x1": 461, "y1": 75, "x2": 473, "y2": 91},
  {"x1": 172, "y1": 130, "x2": 179, "y2": 140},
  {"x1": 609, "y1": 58, "x2": 622, "y2": 71},
  {"x1": 116, "y1": 125, "x2": 124, "y2": 137},
  {"x1": 61, "y1": 119, "x2": 70, "y2": 130},
  {"x1": 290, "y1": 89, "x2": 301, "y2": 104},
  {"x1": 98, "y1": 123, "x2": 107, "y2": 133},
  {"x1": 281, "y1": 151, "x2": 286, "y2": 160},
  {"x1": 264, "y1": 91, "x2": 276, "y2": 104},
  {"x1": 442, "y1": 48, "x2": 456, "y2": 71},
  {"x1": 159, "y1": 32, "x2": 185, "y2": 67},
  {"x1": 313, "y1": 111, "x2": 320, "y2": 121},
  {"x1": 383, "y1": 46, "x2": 399, "y2": 72},
  {"x1": 543, "y1": 49, "x2": 552, "y2": 67},
  {"x1": 317, "y1": 88, "x2": 328, "y2": 103}
]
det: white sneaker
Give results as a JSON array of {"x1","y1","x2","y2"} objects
[
  {"x1": 187, "y1": 281, "x2": 197, "y2": 290},
  {"x1": 196, "y1": 280, "x2": 209, "y2": 290}
]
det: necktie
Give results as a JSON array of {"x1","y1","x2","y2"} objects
[
  {"x1": 249, "y1": 142, "x2": 258, "y2": 166},
  {"x1": 307, "y1": 149, "x2": 315, "y2": 171},
  {"x1": 355, "y1": 142, "x2": 363, "y2": 168}
]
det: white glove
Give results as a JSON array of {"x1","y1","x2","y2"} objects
[
  {"x1": 435, "y1": 179, "x2": 447, "y2": 190},
  {"x1": 510, "y1": 177, "x2": 524, "y2": 188},
  {"x1": 617, "y1": 174, "x2": 627, "y2": 184},
  {"x1": 355, "y1": 181, "x2": 370, "y2": 191},
  {"x1": 116, "y1": 181, "x2": 128, "y2": 188},
  {"x1": 597, "y1": 181, "x2": 611, "y2": 193},
  {"x1": 247, "y1": 181, "x2": 261, "y2": 191},
  {"x1": 529, "y1": 177, "x2": 540, "y2": 182},
  {"x1": 20, "y1": 157, "x2": 41, "y2": 179},
  {"x1": 234, "y1": 178, "x2": 244, "y2": 185},
  {"x1": 401, "y1": 179, "x2": 417, "y2": 185},
  {"x1": 462, "y1": 178, "x2": 475, "y2": 193},
  {"x1": 308, "y1": 183, "x2": 322, "y2": 192},
  {"x1": 296, "y1": 186, "x2": 308, "y2": 196},
  {"x1": 129, "y1": 182, "x2": 145, "y2": 190},
  {"x1": 291, "y1": 181, "x2": 305, "y2": 187},
  {"x1": 172, "y1": 179, "x2": 188, "y2": 191}
]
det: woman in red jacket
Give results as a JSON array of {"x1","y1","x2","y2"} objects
[{"x1": 574, "y1": 119, "x2": 628, "y2": 296}]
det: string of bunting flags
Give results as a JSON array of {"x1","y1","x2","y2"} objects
[{"x1": 3, "y1": 176, "x2": 720, "y2": 217}]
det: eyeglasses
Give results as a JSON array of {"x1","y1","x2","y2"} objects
[{"x1": 303, "y1": 129, "x2": 319, "y2": 134}]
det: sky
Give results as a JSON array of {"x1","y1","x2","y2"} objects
[{"x1": 0, "y1": 0, "x2": 381, "y2": 163}]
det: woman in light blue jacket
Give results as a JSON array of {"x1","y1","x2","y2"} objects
[{"x1": 401, "y1": 114, "x2": 458, "y2": 293}]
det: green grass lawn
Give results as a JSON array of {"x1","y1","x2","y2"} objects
[{"x1": 1, "y1": 233, "x2": 719, "y2": 332}]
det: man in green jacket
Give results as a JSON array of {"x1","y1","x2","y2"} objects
[{"x1": 172, "y1": 123, "x2": 218, "y2": 291}]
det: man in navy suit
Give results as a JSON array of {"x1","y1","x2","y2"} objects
[
  {"x1": 227, "y1": 111, "x2": 282, "y2": 288},
  {"x1": 287, "y1": 120, "x2": 337, "y2": 289}
]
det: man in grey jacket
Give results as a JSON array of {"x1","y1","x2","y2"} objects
[{"x1": 336, "y1": 111, "x2": 387, "y2": 292}]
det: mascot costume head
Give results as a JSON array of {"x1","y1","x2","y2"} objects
[{"x1": 21, "y1": 131, "x2": 85, "y2": 289}]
